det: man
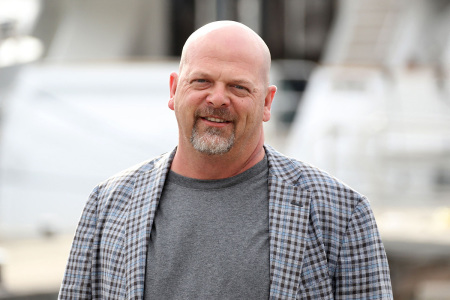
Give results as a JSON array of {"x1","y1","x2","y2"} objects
[{"x1": 59, "y1": 21, "x2": 392, "y2": 299}]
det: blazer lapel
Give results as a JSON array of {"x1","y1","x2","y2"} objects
[
  {"x1": 124, "y1": 150, "x2": 174, "y2": 299},
  {"x1": 266, "y1": 146, "x2": 312, "y2": 299}
]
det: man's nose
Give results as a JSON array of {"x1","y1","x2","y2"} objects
[{"x1": 206, "y1": 84, "x2": 230, "y2": 107}]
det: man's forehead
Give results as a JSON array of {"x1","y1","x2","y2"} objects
[
  {"x1": 182, "y1": 53, "x2": 266, "y2": 84},
  {"x1": 188, "y1": 40, "x2": 264, "y2": 63}
]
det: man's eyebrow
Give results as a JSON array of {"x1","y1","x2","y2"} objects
[
  {"x1": 189, "y1": 71, "x2": 211, "y2": 78},
  {"x1": 188, "y1": 72, "x2": 258, "y2": 90},
  {"x1": 232, "y1": 79, "x2": 252, "y2": 85}
]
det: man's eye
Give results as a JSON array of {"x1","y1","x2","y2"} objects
[
  {"x1": 191, "y1": 79, "x2": 210, "y2": 89},
  {"x1": 232, "y1": 85, "x2": 250, "y2": 94},
  {"x1": 231, "y1": 84, "x2": 250, "y2": 92},
  {"x1": 231, "y1": 85, "x2": 250, "y2": 97}
]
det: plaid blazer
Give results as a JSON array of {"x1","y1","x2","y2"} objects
[{"x1": 59, "y1": 145, "x2": 392, "y2": 299}]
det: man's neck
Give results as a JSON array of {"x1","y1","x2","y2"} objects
[{"x1": 170, "y1": 140, "x2": 266, "y2": 180}]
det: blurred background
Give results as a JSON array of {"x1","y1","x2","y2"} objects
[{"x1": 0, "y1": 0, "x2": 449, "y2": 299}]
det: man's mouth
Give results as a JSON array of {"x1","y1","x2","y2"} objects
[
  {"x1": 203, "y1": 117, "x2": 229, "y2": 123},
  {"x1": 195, "y1": 107, "x2": 235, "y2": 125}
]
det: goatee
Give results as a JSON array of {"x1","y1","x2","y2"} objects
[{"x1": 190, "y1": 107, "x2": 236, "y2": 155}]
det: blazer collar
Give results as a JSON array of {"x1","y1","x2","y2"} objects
[
  {"x1": 265, "y1": 145, "x2": 312, "y2": 298},
  {"x1": 265, "y1": 145, "x2": 304, "y2": 185},
  {"x1": 125, "y1": 148, "x2": 175, "y2": 299}
]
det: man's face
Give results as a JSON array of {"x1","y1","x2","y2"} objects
[{"x1": 169, "y1": 29, "x2": 274, "y2": 156}]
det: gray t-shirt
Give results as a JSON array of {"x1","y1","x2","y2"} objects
[{"x1": 144, "y1": 156, "x2": 270, "y2": 299}]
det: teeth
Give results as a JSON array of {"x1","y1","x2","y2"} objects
[{"x1": 205, "y1": 117, "x2": 226, "y2": 123}]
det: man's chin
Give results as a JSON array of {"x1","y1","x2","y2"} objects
[{"x1": 191, "y1": 135, "x2": 234, "y2": 155}]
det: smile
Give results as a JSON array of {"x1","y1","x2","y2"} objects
[{"x1": 203, "y1": 117, "x2": 229, "y2": 123}]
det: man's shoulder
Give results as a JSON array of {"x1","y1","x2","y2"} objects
[
  {"x1": 265, "y1": 145, "x2": 364, "y2": 201},
  {"x1": 96, "y1": 150, "x2": 174, "y2": 195}
]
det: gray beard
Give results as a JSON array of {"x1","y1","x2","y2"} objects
[{"x1": 190, "y1": 124, "x2": 235, "y2": 155}]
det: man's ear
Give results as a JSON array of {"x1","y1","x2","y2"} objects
[
  {"x1": 263, "y1": 85, "x2": 276, "y2": 122},
  {"x1": 168, "y1": 72, "x2": 178, "y2": 111}
]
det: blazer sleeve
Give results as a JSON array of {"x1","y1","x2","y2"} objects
[
  {"x1": 334, "y1": 198, "x2": 393, "y2": 299},
  {"x1": 59, "y1": 186, "x2": 99, "y2": 299}
]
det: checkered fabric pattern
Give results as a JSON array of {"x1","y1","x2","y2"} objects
[
  {"x1": 59, "y1": 151, "x2": 173, "y2": 299},
  {"x1": 265, "y1": 145, "x2": 392, "y2": 299},
  {"x1": 59, "y1": 145, "x2": 392, "y2": 299}
]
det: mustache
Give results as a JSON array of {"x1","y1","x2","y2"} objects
[{"x1": 194, "y1": 106, "x2": 236, "y2": 122}]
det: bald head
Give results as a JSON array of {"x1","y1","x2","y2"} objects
[{"x1": 180, "y1": 21, "x2": 272, "y2": 85}]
